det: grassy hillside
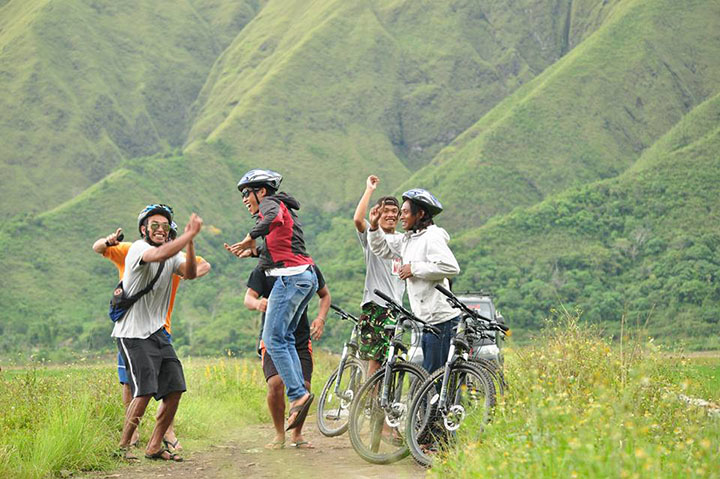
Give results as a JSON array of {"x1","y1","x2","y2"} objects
[
  {"x1": 450, "y1": 91, "x2": 720, "y2": 349},
  {"x1": 0, "y1": 0, "x2": 260, "y2": 219},
  {"x1": 401, "y1": 0, "x2": 720, "y2": 231},
  {"x1": 1, "y1": 0, "x2": 719, "y2": 356},
  {"x1": 185, "y1": 0, "x2": 618, "y2": 209}
]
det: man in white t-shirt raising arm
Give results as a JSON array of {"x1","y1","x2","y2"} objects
[
  {"x1": 113, "y1": 204, "x2": 203, "y2": 462},
  {"x1": 352, "y1": 175, "x2": 405, "y2": 376}
]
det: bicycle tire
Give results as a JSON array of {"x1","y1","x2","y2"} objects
[
  {"x1": 348, "y1": 361, "x2": 428, "y2": 464},
  {"x1": 406, "y1": 362, "x2": 496, "y2": 468},
  {"x1": 472, "y1": 357, "x2": 506, "y2": 396},
  {"x1": 317, "y1": 357, "x2": 366, "y2": 437}
]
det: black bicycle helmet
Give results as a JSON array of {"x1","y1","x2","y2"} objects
[
  {"x1": 137, "y1": 204, "x2": 174, "y2": 236},
  {"x1": 402, "y1": 188, "x2": 443, "y2": 217},
  {"x1": 237, "y1": 169, "x2": 283, "y2": 192}
]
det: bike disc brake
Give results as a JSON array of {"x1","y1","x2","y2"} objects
[
  {"x1": 443, "y1": 404, "x2": 466, "y2": 431},
  {"x1": 385, "y1": 402, "x2": 407, "y2": 428}
]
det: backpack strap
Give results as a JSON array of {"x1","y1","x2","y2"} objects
[{"x1": 127, "y1": 260, "x2": 165, "y2": 302}]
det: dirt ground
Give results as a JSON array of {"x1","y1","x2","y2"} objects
[{"x1": 83, "y1": 416, "x2": 427, "y2": 479}]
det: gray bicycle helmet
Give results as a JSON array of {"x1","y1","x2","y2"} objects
[
  {"x1": 137, "y1": 204, "x2": 174, "y2": 236},
  {"x1": 402, "y1": 188, "x2": 443, "y2": 217},
  {"x1": 168, "y1": 221, "x2": 178, "y2": 240},
  {"x1": 237, "y1": 169, "x2": 283, "y2": 192}
]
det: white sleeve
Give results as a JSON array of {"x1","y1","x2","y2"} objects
[
  {"x1": 356, "y1": 221, "x2": 369, "y2": 249},
  {"x1": 368, "y1": 228, "x2": 403, "y2": 259},
  {"x1": 409, "y1": 234, "x2": 460, "y2": 280},
  {"x1": 126, "y1": 241, "x2": 152, "y2": 272}
]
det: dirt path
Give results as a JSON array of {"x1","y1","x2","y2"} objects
[{"x1": 86, "y1": 416, "x2": 426, "y2": 479}]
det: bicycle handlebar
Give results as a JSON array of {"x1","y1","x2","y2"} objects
[
  {"x1": 330, "y1": 303, "x2": 359, "y2": 323},
  {"x1": 434, "y1": 284, "x2": 510, "y2": 333},
  {"x1": 374, "y1": 289, "x2": 441, "y2": 336}
]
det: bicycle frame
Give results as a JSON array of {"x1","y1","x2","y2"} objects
[{"x1": 333, "y1": 321, "x2": 362, "y2": 402}]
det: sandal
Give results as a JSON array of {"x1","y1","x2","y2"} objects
[
  {"x1": 289, "y1": 440, "x2": 314, "y2": 449},
  {"x1": 163, "y1": 438, "x2": 182, "y2": 452},
  {"x1": 145, "y1": 448, "x2": 183, "y2": 462},
  {"x1": 285, "y1": 393, "x2": 315, "y2": 431},
  {"x1": 113, "y1": 447, "x2": 139, "y2": 461},
  {"x1": 264, "y1": 439, "x2": 286, "y2": 450}
]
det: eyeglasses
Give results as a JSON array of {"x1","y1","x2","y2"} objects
[
  {"x1": 241, "y1": 188, "x2": 257, "y2": 198},
  {"x1": 149, "y1": 221, "x2": 170, "y2": 233}
]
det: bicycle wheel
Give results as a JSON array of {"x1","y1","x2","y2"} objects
[
  {"x1": 406, "y1": 362, "x2": 496, "y2": 468},
  {"x1": 348, "y1": 361, "x2": 427, "y2": 464},
  {"x1": 317, "y1": 357, "x2": 366, "y2": 437},
  {"x1": 472, "y1": 357, "x2": 506, "y2": 396}
]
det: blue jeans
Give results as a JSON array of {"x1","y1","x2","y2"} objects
[
  {"x1": 262, "y1": 268, "x2": 318, "y2": 400},
  {"x1": 421, "y1": 316, "x2": 460, "y2": 374}
]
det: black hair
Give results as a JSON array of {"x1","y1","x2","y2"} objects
[
  {"x1": 375, "y1": 196, "x2": 400, "y2": 209},
  {"x1": 408, "y1": 201, "x2": 434, "y2": 231}
]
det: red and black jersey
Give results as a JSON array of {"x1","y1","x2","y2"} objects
[{"x1": 249, "y1": 192, "x2": 314, "y2": 271}]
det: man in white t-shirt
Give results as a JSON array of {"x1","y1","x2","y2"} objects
[
  {"x1": 113, "y1": 204, "x2": 203, "y2": 462},
  {"x1": 352, "y1": 175, "x2": 405, "y2": 376}
]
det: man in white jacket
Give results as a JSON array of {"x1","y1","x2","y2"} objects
[{"x1": 368, "y1": 188, "x2": 460, "y2": 374}]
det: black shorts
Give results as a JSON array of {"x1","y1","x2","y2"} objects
[
  {"x1": 261, "y1": 343, "x2": 313, "y2": 384},
  {"x1": 117, "y1": 328, "x2": 186, "y2": 400}
]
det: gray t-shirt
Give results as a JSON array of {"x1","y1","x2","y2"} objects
[
  {"x1": 358, "y1": 220, "x2": 405, "y2": 307},
  {"x1": 111, "y1": 240, "x2": 185, "y2": 339}
]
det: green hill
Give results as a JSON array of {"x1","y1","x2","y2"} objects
[
  {"x1": 451, "y1": 90, "x2": 720, "y2": 348},
  {"x1": 0, "y1": 0, "x2": 719, "y2": 357},
  {"x1": 0, "y1": 0, "x2": 260, "y2": 219},
  {"x1": 185, "y1": 0, "x2": 620, "y2": 208},
  {"x1": 401, "y1": 0, "x2": 720, "y2": 231}
]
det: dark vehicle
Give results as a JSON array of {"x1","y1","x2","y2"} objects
[{"x1": 455, "y1": 292, "x2": 505, "y2": 366}]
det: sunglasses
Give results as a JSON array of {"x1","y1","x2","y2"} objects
[
  {"x1": 241, "y1": 188, "x2": 257, "y2": 198},
  {"x1": 149, "y1": 221, "x2": 170, "y2": 233}
]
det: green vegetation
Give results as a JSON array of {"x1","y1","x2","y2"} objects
[
  {"x1": 1, "y1": 0, "x2": 719, "y2": 357},
  {"x1": 0, "y1": 353, "x2": 338, "y2": 478},
  {"x1": 432, "y1": 313, "x2": 720, "y2": 478},
  {"x1": 402, "y1": 0, "x2": 720, "y2": 231},
  {"x1": 449, "y1": 91, "x2": 720, "y2": 348}
]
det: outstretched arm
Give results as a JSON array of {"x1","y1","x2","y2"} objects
[
  {"x1": 353, "y1": 175, "x2": 379, "y2": 233},
  {"x1": 92, "y1": 228, "x2": 123, "y2": 254},
  {"x1": 143, "y1": 214, "x2": 203, "y2": 264}
]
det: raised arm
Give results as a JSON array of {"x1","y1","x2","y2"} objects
[
  {"x1": 367, "y1": 204, "x2": 404, "y2": 259},
  {"x1": 142, "y1": 214, "x2": 203, "y2": 264},
  {"x1": 353, "y1": 175, "x2": 379, "y2": 233},
  {"x1": 176, "y1": 239, "x2": 197, "y2": 280},
  {"x1": 92, "y1": 227, "x2": 123, "y2": 254}
]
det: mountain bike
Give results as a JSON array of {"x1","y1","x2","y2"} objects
[
  {"x1": 348, "y1": 289, "x2": 440, "y2": 464},
  {"x1": 405, "y1": 284, "x2": 509, "y2": 467},
  {"x1": 317, "y1": 304, "x2": 368, "y2": 437}
]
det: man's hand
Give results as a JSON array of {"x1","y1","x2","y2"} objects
[
  {"x1": 185, "y1": 213, "x2": 204, "y2": 236},
  {"x1": 366, "y1": 175, "x2": 379, "y2": 191},
  {"x1": 224, "y1": 234, "x2": 256, "y2": 258},
  {"x1": 310, "y1": 317, "x2": 325, "y2": 340},
  {"x1": 255, "y1": 298, "x2": 268, "y2": 312},
  {"x1": 106, "y1": 227, "x2": 123, "y2": 246},
  {"x1": 368, "y1": 204, "x2": 382, "y2": 230},
  {"x1": 398, "y1": 264, "x2": 413, "y2": 280}
]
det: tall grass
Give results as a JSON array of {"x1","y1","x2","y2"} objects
[
  {"x1": 432, "y1": 309, "x2": 720, "y2": 478},
  {"x1": 0, "y1": 356, "x2": 273, "y2": 479},
  {"x1": 0, "y1": 351, "x2": 340, "y2": 478}
]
